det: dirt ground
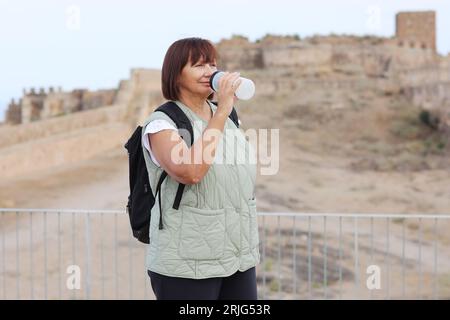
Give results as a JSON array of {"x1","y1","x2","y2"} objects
[{"x1": 1, "y1": 88, "x2": 450, "y2": 299}]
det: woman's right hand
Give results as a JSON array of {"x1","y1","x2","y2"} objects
[{"x1": 215, "y1": 72, "x2": 242, "y2": 117}]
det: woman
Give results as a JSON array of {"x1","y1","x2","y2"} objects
[{"x1": 141, "y1": 37, "x2": 260, "y2": 300}]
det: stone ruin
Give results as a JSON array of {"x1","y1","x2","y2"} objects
[
  {"x1": 5, "y1": 87, "x2": 116, "y2": 125},
  {"x1": 215, "y1": 11, "x2": 449, "y2": 136},
  {"x1": 3, "y1": 11, "x2": 449, "y2": 134},
  {"x1": 396, "y1": 11, "x2": 436, "y2": 51}
]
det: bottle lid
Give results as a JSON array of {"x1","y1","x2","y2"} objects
[{"x1": 209, "y1": 70, "x2": 223, "y2": 92}]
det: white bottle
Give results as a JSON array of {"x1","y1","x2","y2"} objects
[{"x1": 210, "y1": 71, "x2": 255, "y2": 100}]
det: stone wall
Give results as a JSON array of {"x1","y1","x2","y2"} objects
[
  {"x1": 0, "y1": 103, "x2": 129, "y2": 149},
  {"x1": 0, "y1": 102, "x2": 133, "y2": 180},
  {"x1": 216, "y1": 36, "x2": 264, "y2": 70},
  {"x1": 0, "y1": 68, "x2": 164, "y2": 181},
  {"x1": 114, "y1": 68, "x2": 164, "y2": 125},
  {"x1": 0, "y1": 122, "x2": 131, "y2": 181}
]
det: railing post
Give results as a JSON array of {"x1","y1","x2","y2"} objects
[
  {"x1": 339, "y1": 217, "x2": 342, "y2": 300},
  {"x1": 58, "y1": 212, "x2": 62, "y2": 300},
  {"x1": 100, "y1": 212, "x2": 105, "y2": 300},
  {"x1": 16, "y1": 211, "x2": 20, "y2": 300},
  {"x1": 353, "y1": 217, "x2": 359, "y2": 299},
  {"x1": 129, "y1": 225, "x2": 133, "y2": 300},
  {"x1": 385, "y1": 217, "x2": 390, "y2": 300},
  {"x1": 72, "y1": 212, "x2": 76, "y2": 300},
  {"x1": 418, "y1": 217, "x2": 422, "y2": 300},
  {"x1": 44, "y1": 211, "x2": 47, "y2": 300},
  {"x1": 84, "y1": 212, "x2": 92, "y2": 300},
  {"x1": 292, "y1": 216, "x2": 297, "y2": 298},
  {"x1": 402, "y1": 218, "x2": 405, "y2": 299},
  {"x1": 370, "y1": 217, "x2": 374, "y2": 300},
  {"x1": 307, "y1": 216, "x2": 312, "y2": 299},
  {"x1": 114, "y1": 212, "x2": 118, "y2": 300},
  {"x1": 277, "y1": 215, "x2": 281, "y2": 298},
  {"x1": 262, "y1": 215, "x2": 266, "y2": 300},
  {"x1": 29, "y1": 211, "x2": 33, "y2": 300},
  {"x1": 323, "y1": 216, "x2": 327, "y2": 299},
  {"x1": 433, "y1": 217, "x2": 438, "y2": 299},
  {"x1": 1, "y1": 212, "x2": 5, "y2": 299}
]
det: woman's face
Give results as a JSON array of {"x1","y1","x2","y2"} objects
[{"x1": 178, "y1": 56, "x2": 217, "y2": 98}]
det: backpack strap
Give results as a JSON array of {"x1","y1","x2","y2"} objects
[
  {"x1": 155, "y1": 102, "x2": 194, "y2": 207},
  {"x1": 153, "y1": 102, "x2": 194, "y2": 229},
  {"x1": 151, "y1": 101, "x2": 240, "y2": 229},
  {"x1": 155, "y1": 101, "x2": 194, "y2": 146},
  {"x1": 154, "y1": 171, "x2": 168, "y2": 230}
]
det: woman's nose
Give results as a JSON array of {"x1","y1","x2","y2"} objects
[{"x1": 204, "y1": 64, "x2": 216, "y2": 75}]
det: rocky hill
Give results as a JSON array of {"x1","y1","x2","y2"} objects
[{"x1": 0, "y1": 11, "x2": 449, "y2": 212}]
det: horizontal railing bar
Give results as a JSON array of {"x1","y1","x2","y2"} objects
[
  {"x1": 258, "y1": 212, "x2": 450, "y2": 219},
  {"x1": 0, "y1": 208, "x2": 124, "y2": 214},
  {"x1": 1, "y1": 208, "x2": 450, "y2": 219}
]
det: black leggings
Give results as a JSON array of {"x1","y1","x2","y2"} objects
[{"x1": 148, "y1": 267, "x2": 257, "y2": 300}]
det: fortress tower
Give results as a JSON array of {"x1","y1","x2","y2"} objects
[{"x1": 396, "y1": 11, "x2": 436, "y2": 52}]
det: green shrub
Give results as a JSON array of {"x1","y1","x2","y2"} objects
[
  {"x1": 269, "y1": 279, "x2": 280, "y2": 292},
  {"x1": 419, "y1": 110, "x2": 439, "y2": 129}
]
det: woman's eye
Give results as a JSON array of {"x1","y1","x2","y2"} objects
[{"x1": 195, "y1": 63, "x2": 216, "y2": 68}]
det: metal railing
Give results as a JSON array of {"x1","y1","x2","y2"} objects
[{"x1": 1, "y1": 209, "x2": 450, "y2": 300}]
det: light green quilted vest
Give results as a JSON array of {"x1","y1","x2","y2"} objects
[{"x1": 141, "y1": 100, "x2": 260, "y2": 279}]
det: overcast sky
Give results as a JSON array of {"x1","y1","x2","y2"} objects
[{"x1": 1, "y1": 0, "x2": 449, "y2": 120}]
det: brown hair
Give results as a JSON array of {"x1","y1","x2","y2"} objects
[{"x1": 161, "y1": 37, "x2": 218, "y2": 101}]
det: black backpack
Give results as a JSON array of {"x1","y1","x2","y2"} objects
[{"x1": 124, "y1": 101, "x2": 239, "y2": 244}]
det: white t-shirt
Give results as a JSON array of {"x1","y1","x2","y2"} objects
[
  {"x1": 142, "y1": 119, "x2": 177, "y2": 167},
  {"x1": 142, "y1": 105, "x2": 241, "y2": 167}
]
